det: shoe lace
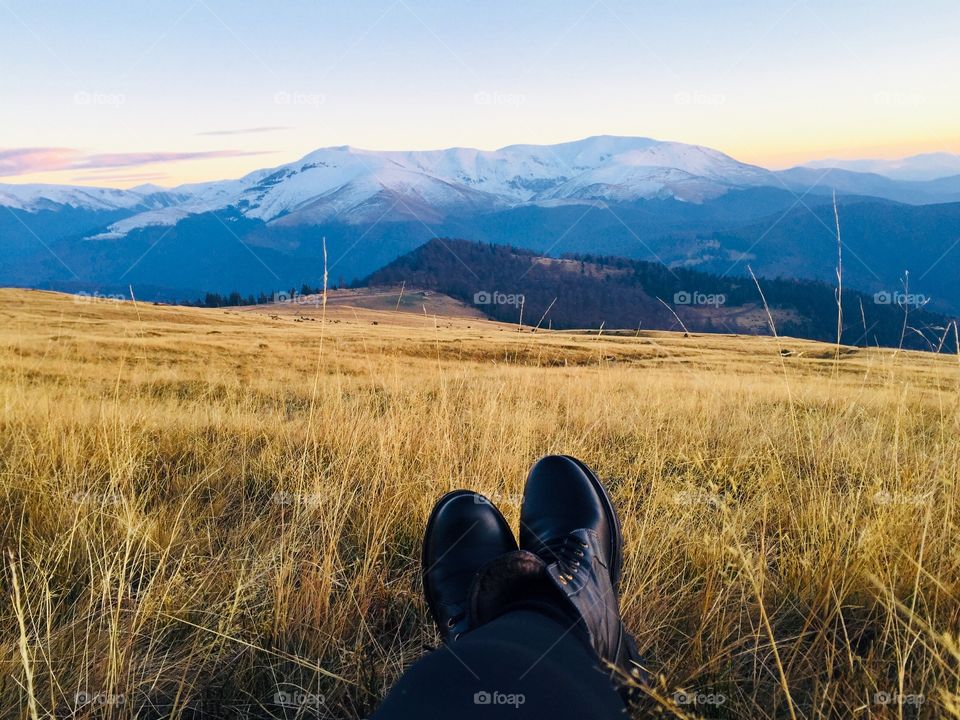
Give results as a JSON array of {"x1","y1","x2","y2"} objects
[
  {"x1": 541, "y1": 534, "x2": 588, "y2": 583},
  {"x1": 445, "y1": 608, "x2": 466, "y2": 640}
]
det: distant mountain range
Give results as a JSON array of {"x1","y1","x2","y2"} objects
[
  {"x1": 5, "y1": 136, "x2": 960, "y2": 226},
  {"x1": 801, "y1": 152, "x2": 960, "y2": 182},
  {"x1": 2, "y1": 135, "x2": 959, "y2": 313},
  {"x1": 361, "y1": 239, "x2": 957, "y2": 353}
]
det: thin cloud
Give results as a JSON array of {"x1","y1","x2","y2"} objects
[
  {"x1": 0, "y1": 147, "x2": 275, "y2": 177},
  {"x1": 0, "y1": 147, "x2": 77, "y2": 175},
  {"x1": 76, "y1": 150, "x2": 272, "y2": 169},
  {"x1": 197, "y1": 126, "x2": 290, "y2": 136}
]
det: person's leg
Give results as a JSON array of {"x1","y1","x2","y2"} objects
[{"x1": 373, "y1": 610, "x2": 627, "y2": 719}]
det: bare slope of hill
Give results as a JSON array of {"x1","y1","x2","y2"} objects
[{"x1": 232, "y1": 285, "x2": 485, "y2": 322}]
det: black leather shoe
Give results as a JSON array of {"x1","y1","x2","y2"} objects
[
  {"x1": 520, "y1": 455, "x2": 622, "y2": 588},
  {"x1": 422, "y1": 490, "x2": 518, "y2": 643},
  {"x1": 519, "y1": 455, "x2": 647, "y2": 697}
]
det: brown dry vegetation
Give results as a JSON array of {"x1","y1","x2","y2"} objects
[{"x1": 1, "y1": 288, "x2": 958, "y2": 719}]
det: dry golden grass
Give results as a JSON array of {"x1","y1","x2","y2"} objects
[{"x1": 1, "y1": 287, "x2": 958, "y2": 719}]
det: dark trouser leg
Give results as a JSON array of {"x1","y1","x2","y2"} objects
[{"x1": 373, "y1": 610, "x2": 627, "y2": 719}]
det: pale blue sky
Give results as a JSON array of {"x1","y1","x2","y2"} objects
[{"x1": 1, "y1": 0, "x2": 957, "y2": 186}]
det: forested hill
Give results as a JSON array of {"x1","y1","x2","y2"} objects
[{"x1": 360, "y1": 238, "x2": 957, "y2": 352}]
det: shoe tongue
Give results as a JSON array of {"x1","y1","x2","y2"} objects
[
  {"x1": 434, "y1": 563, "x2": 478, "y2": 586},
  {"x1": 544, "y1": 528, "x2": 591, "y2": 545},
  {"x1": 567, "y1": 528, "x2": 592, "y2": 543}
]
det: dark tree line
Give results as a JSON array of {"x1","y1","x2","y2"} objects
[
  {"x1": 186, "y1": 283, "x2": 326, "y2": 308},
  {"x1": 361, "y1": 238, "x2": 958, "y2": 352}
]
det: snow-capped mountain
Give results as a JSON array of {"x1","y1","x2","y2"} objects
[
  {"x1": 6, "y1": 136, "x2": 960, "y2": 311},
  {"x1": 1, "y1": 136, "x2": 780, "y2": 238},
  {"x1": 8, "y1": 138, "x2": 960, "y2": 242},
  {"x1": 11, "y1": 136, "x2": 960, "y2": 244},
  {"x1": 0, "y1": 182, "x2": 189, "y2": 213}
]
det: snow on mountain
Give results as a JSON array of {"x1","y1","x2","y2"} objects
[
  {"x1": 240, "y1": 149, "x2": 506, "y2": 224},
  {"x1": 363, "y1": 136, "x2": 774, "y2": 202},
  {"x1": 0, "y1": 183, "x2": 160, "y2": 212},
  {"x1": 88, "y1": 207, "x2": 194, "y2": 240},
  {"x1": 800, "y1": 152, "x2": 960, "y2": 182},
  {"x1": 535, "y1": 140, "x2": 774, "y2": 202},
  {"x1": 0, "y1": 136, "x2": 782, "y2": 237},
  {"x1": 0, "y1": 183, "x2": 195, "y2": 220}
]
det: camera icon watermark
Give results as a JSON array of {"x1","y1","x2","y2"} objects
[
  {"x1": 873, "y1": 290, "x2": 928, "y2": 307},
  {"x1": 473, "y1": 290, "x2": 524, "y2": 308},
  {"x1": 673, "y1": 290, "x2": 726, "y2": 307},
  {"x1": 473, "y1": 690, "x2": 525, "y2": 708}
]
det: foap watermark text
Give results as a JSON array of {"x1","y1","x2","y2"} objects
[
  {"x1": 274, "y1": 90, "x2": 325, "y2": 107},
  {"x1": 74, "y1": 90, "x2": 125, "y2": 107},
  {"x1": 274, "y1": 690, "x2": 325, "y2": 709},
  {"x1": 673, "y1": 690, "x2": 727, "y2": 707},
  {"x1": 873, "y1": 291, "x2": 928, "y2": 307},
  {"x1": 474, "y1": 291, "x2": 524, "y2": 308},
  {"x1": 274, "y1": 291, "x2": 321, "y2": 306},
  {"x1": 874, "y1": 691, "x2": 924, "y2": 706},
  {"x1": 473, "y1": 91, "x2": 525, "y2": 107},
  {"x1": 473, "y1": 690, "x2": 525, "y2": 708},
  {"x1": 674, "y1": 90, "x2": 726, "y2": 106},
  {"x1": 674, "y1": 290, "x2": 726, "y2": 307},
  {"x1": 74, "y1": 291, "x2": 126, "y2": 304},
  {"x1": 76, "y1": 691, "x2": 125, "y2": 706}
]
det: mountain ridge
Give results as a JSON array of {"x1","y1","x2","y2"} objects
[
  {"x1": 4, "y1": 136, "x2": 960, "y2": 314},
  {"x1": 800, "y1": 152, "x2": 960, "y2": 181},
  {"x1": 5, "y1": 136, "x2": 960, "y2": 241}
]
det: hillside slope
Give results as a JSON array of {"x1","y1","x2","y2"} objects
[{"x1": 361, "y1": 239, "x2": 958, "y2": 351}]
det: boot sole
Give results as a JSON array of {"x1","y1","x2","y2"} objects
[{"x1": 561, "y1": 455, "x2": 623, "y2": 590}]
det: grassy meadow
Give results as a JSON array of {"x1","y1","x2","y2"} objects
[{"x1": 1, "y1": 287, "x2": 958, "y2": 718}]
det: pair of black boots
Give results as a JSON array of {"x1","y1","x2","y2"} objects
[{"x1": 421, "y1": 455, "x2": 647, "y2": 705}]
